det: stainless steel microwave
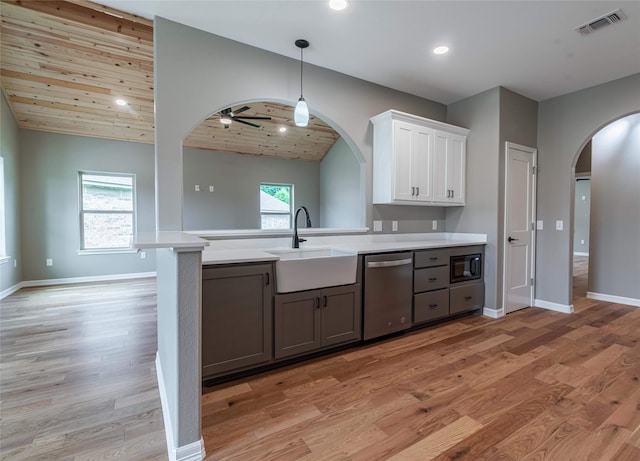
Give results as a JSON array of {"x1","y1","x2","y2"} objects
[{"x1": 450, "y1": 253, "x2": 482, "y2": 283}]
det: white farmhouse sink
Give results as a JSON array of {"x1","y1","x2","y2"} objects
[{"x1": 266, "y1": 248, "x2": 358, "y2": 293}]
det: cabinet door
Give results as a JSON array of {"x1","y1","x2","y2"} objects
[
  {"x1": 392, "y1": 121, "x2": 415, "y2": 201},
  {"x1": 321, "y1": 284, "x2": 361, "y2": 347},
  {"x1": 433, "y1": 130, "x2": 466, "y2": 204},
  {"x1": 412, "y1": 127, "x2": 434, "y2": 202},
  {"x1": 202, "y1": 264, "x2": 272, "y2": 378},
  {"x1": 274, "y1": 290, "x2": 322, "y2": 359},
  {"x1": 448, "y1": 133, "x2": 466, "y2": 204}
]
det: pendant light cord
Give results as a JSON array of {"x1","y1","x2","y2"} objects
[{"x1": 299, "y1": 46, "x2": 304, "y2": 98}]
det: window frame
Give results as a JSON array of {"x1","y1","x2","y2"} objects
[
  {"x1": 259, "y1": 183, "x2": 293, "y2": 230},
  {"x1": 78, "y1": 171, "x2": 137, "y2": 253}
]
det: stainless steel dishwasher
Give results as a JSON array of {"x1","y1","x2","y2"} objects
[{"x1": 363, "y1": 252, "x2": 413, "y2": 340}]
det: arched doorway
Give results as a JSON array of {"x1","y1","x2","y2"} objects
[{"x1": 570, "y1": 112, "x2": 640, "y2": 309}]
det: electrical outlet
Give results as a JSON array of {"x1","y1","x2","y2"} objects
[
  {"x1": 46, "y1": 258, "x2": 53, "y2": 267},
  {"x1": 537, "y1": 220, "x2": 543, "y2": 230},
  {"x1": 580, "y1": 239, "x2": 585, "y2": 245},
  {"x1": 392, "y1": 221, "x2": 398, "y2": 232},
  {"x1": 209, "y1": 185, "x2": 214, "y2": 192},
  {"x1": 432, "y1": 220, "x2": 438, "y2": 230},
  {"x1": 140, "y1": 251, "x2": 146, "y2": 259},
  {"x1": 373, "y1": 220, "x2": 382, "y2": 232},
  {"x1": 556, "y1": 220, "x2": 563, "y2": 231},
  {"x1": 194, "y1": 185, "x2": 200, "y2": 192}
]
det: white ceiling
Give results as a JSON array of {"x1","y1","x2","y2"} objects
[{"x1": 98, "y1": 0, "x2": 640, "y2": 104}]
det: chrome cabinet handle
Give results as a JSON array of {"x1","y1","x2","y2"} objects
[
  {"x1": 416, "y1": 187, "x2": 419, "y2": 196},
  {"x1": 411, "y1": 186, "x2": 415, "y2": 196}
]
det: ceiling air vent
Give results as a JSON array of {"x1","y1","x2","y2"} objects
[{"x1": 575, "y1": 8, "x2": 627, "y2": 35}]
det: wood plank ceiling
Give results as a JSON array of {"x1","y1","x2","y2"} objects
[{"x1": 0, "y1": 0, "x2": 339, "y2": 161}]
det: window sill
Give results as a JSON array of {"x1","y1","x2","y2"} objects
[
  {"x1": 77, "y1": 249, "x2": 139, "y2": 256},
  {"x1": 0, "y1": 256, "x2": 10, "y2": 264}
]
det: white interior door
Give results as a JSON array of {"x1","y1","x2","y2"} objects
[{"x1": 504, "y1": 142, "x2": 536, "y2": 314}]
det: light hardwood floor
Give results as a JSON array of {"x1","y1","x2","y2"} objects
[{"x1": 2, "y1": 265, "x2": 639, "y2": 460}]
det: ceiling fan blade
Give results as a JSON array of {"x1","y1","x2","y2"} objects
[
  {"x1": 220, "y1": 107, "x2": 233, "y2": 115},
  {"x1": 235, "y1": 119, "x2": 261, "y2": 128},
  {"x1": 235, "y1": 116, "x2": 272, "y2": 120},
  {"x1": 232, "y1": 106, "x2": 250, "y2": 115}
]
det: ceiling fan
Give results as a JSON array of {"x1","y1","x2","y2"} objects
[{"x1": 214, "y1": 105, "x2": 271, "y2": 128}]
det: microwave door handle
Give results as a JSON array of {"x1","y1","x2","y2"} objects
[{"x1": 471, "y1": 257, "x2": 480, "y2": 276}]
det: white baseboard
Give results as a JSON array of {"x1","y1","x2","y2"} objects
[
  {"x1": 1, "y1": 272, "x2": 157, "y2": 300},
  {"x1": 483, "y1": 307, "x2": 504, "y2": 318},
  {"x1": 534, "y1": 299, "x2": 574, "y2": 314},
  {"x1": 587, "y1": 292, "x2": 640, "y2": 308},
  {"x1": 0, "y1": 282, "x2": 23, "y2": 300},
  {"x1": 573, "y1": 252, "x2": 589, "y2": 257},
  {"x1": 156, "y1": 354, "x2": 206, "y2": 461}
]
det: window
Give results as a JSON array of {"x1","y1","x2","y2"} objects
[
  {"x1": 0, "y1": 157, "x2": 5, "y2": 258},
  {"x1": 260, "y1": 183, "x2": 292, "y2": 230},
  {"x1": 79, "y1": 172, "x2": 135, "y2": 250}
]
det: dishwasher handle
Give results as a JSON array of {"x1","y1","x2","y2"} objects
[{"x1": 367, "y1": 258, "x2": 413, "y2": 269}]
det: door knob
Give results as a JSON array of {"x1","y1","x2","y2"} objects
[{"x1": 508, "y1": 236, "x2": 519, "y2": 243}]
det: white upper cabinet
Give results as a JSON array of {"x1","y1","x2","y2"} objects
[
  {"x1": 371, "y1": 110, "x2": 469, "y2": 207},
  {"x1": 433, "y1": 130, "x2": 466, "y2": 205}
]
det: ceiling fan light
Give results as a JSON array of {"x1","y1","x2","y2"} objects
[
  {"x1": 220, "y1": 115, "x2": 232, "y2": 124},
  {"x1": 294, "y1": 98, "x2": 309, "y2": 127}
]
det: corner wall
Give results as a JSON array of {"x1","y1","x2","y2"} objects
[{"x1": 0, "y1": 93, "x2": 21, "y2": 294}]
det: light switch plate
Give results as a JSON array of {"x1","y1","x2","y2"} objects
[
  {"x1": 46, "y1": 258, "x2": 53, "y2": 267},
  {"x1": 373, "y1": 220, "x2": 382, "y2": 232},
  {"x1": 537, "y1": 220, "x2": 543, "y2": 230},
  {"x1": 209, "y1": 185, "x2": 214, "y2": 192},
  {"x1": 392, "y1": 221, "x2": 398, "y2": 232},
  {"x1": 556, "y1": 220, "x2": 563, "y2": 231},
  {"x1": 195, "y1": 185, "x2": 200, "y2": 192},
  {"x1": 432, "y1": 220, "x2": 438, "y2": 230}
]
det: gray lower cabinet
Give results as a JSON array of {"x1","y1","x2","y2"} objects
[
  {"x1": 414, "y1": 288, "x2": 449, "y2": 323},
  {"x1": 274, "y1": 284, "x2": 361, "y2": 360},
  {"x1": 202, "y1": 264, "x2": 273, "y2": 379},
  {"x1": 450, "y1": 282, "x2": 484, "y2": 315}
]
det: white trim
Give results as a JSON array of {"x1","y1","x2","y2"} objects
[
  {"x1": 20, "y1": 272, "x2": 156, "y2": 288},
  {"x1": 1, "y1": 281, "x2": 23, "y2": 300},
  {"x1": 482, "y1": 307, "x2": 505, "y2": 319},
  {"x1": 503, "y1": 142, "x2": 537, "y2": 314},
  {"x1": 77, "y1": 249, "x2": 138, "y2": 256},
  {"x1": 156, "y1": 354, "x2": 206, "y2": 461},
  {"x1": 534, "y1": 299, "x2": 574, "y2": 313},
  {"x1": 573, "y1": 252, "x2": 589, "y2": 257},
  {"x1": 587, "y1": 292, "x2": 640, "y2": 308}
]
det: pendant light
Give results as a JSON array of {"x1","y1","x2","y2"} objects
[{"x1": 294, "y1": 39, "x2": 309, "y2": 127}]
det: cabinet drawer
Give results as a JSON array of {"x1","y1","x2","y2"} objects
[
  {"x1": 450, "y1": 283, "x2": 484, "y2": 314},
  {"x1": 414, "y1": 266, "x2": 449, "y2": 293},
  {"x1": 414, "y1": 289, "x2": 449, "y2": 324},
  {"x1": 414, "y1": 249, "x2": 450, "y2": 268}
]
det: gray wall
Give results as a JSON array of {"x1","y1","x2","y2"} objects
[
  {"x1": 536, "y1": 73, "x2": 640, "y2": 306},
  {"x1": 154, "y1": 17, "x2": 447, "y2": 232},
  {"x1": 183, "y1": 147, "x2": 320, "y2": 230},
  {"x1": 319, "y1": 138, "x2": 362, "y2": 228},
  {"x1": 589, "y1": 113, "x2": 640, "y2": 300},
  {"x1": 0, "y1": 93, "x2": 21, "y2": 292},
  {"x1": 19, "y1": 130, "x2": 157, "y2": 281},
  {"x1": 446, "y1": 87, "x2": 537, "y2": 311},
  {"x1": 446, "y1": 88, "x2": 500, "y2": 309},
  {"x1": 573, "y1": 179, "x2": 590, "y2": 255}
]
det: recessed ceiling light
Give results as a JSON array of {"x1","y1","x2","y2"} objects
[
  {"x1": 115, "y1": 98, "x2": 127, "y2": 106},
  {"x1": 279, "y1": 126, "x2": 287, "y2": 133},
  {"x1": 433, "y1": 45, "x2": 449, "y2": 55},
  {"x1": 329, "y1": 0, "x2": 348, "y2": 11}
]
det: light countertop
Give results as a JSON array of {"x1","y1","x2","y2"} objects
[{"x1": 201, "y1": 232, "x2": 486, "y2": 265}]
